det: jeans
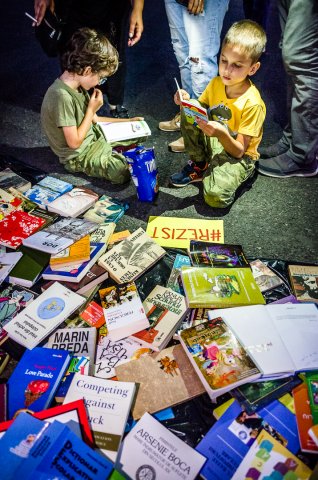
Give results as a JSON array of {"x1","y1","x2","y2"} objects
[
  {"x1": 164, "y1": 0, "x2": 229, "y2": 98},
  {"x1": 278, "y1": 0, "x2": 318, "y2": 164}
]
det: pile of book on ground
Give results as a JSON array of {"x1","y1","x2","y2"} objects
[{"x1": 0, "y1": 167, "x2": 318, "y2": 479}]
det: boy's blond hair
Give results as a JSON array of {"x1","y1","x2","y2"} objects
[{"x1": 222, "y1": 20, "x2": 267, "y2": 64}]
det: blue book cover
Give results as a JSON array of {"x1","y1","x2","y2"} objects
[
  {"x1": 0, "y1": 413, "x2": 113, "y2": 480},
  {"x1": 7, "y1": 347, "x2": 70, "y2": 419},
  {"x1": 37, "y1": 176, "x2": 73, "y2": 195},
  {"x1": 24, "y1": 185, "x2": 61, "y2": 207},
  {"x1": 196, "y1": 399, "x2": 299, "y2": 480},
  {"x1": 42, "y1": 242, "x2": 104, "y2": 281}
]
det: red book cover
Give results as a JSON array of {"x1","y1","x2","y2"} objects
[
  {"x1": 79, "y1": 301, "x2": 105, "y2": 328},
  {"x1": 293, "y1": 382, "x2": 318, "y2": 454},
  {"x1": 0, "y1": 210, "x2": 45, "y2": 249},
  {"x1": 0, "y1": 383, "x2": 7, "y2": 422}
]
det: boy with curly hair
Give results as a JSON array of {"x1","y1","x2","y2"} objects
[{"x1": 41, "y1": 28, "x2": 142, "y2": 184}]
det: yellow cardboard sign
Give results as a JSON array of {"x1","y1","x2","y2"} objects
[{"x1": 146, "y1": 216, "x2": 224, "y2": 249}]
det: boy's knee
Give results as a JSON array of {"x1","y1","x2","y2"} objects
[
  {"x1": 108, "y1": 163, "x2": 130, "y2": 184},
  {"x1": 203, "y1": 189, "x2": 234, "y2": 208}
]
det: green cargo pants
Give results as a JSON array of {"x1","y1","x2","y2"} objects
[{"x1": 181, "y1": 108, "x2": 255, "y2": 208}]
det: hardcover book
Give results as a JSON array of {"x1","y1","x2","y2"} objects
[
  {"x1": 0, "y1": 412, "x2": 113, "y2": 480},
  {"x1": 99, "y1": 281, "x2": 149, "y2": 341},
  {"x1": 293, "y1": 382, "x2": 318, "y2": 454},
  {"x1": 7, "y1": 346, "x2": 70, "y2": 419},
  {"x1": 46, "y1": 327, "x2": 97, "y2": 372},
  {"x1": 48, "y1": 186, "x2": 99, "y2": 217},
  {"x1": 117, "y1": 412, "x2": 206, "y2": 480},
  {"x1": 94, "y1": 326, "x2": 149, "y2": 379},
  {"x1": 178, "y1": 316, "x2": 261, "y2": 402},
  {"x1": 0, "y1": 167, "x2": 31, "y2": 193},
  {"x1": 180, "y1": 265, "x2": 265, "y2": 308},
  {"x1": 63, "y1": 372, "x2": 136, "y2": 462},
  {"x1": 8, "y1": 246, "x2": 50, "y2": 287},
  {"x1": 189, "y1": 241, "x2": 250, "y2": 268},
  {"x1": 0, "y1": 210, "x2": 46, "y2": 250},
  {"x1": 166, "y1": 254, "x2": 191, "y2": 294},
  {"x1": 288, "y1": 264, "x2": 318, "y2": 303},
  {"x1": 24, "y1": 176, "x2": 73, "y2": 209},
  {"x1": 49, "y1": 235, "x2": 91, "y2": 269},
  {"x1": 232, "y1": 429, "x2": 311, "y2": 480},
  {"x1": 22, "y1": 217, "x2": 99, "y2": 254},
  {"x1": 42, "y1": 242, "x2": 104, "y2": 283},
  {"x1": 214, "y1": 303, "x2": 318, "y2": 379},
  {"x1": 55, "y1": 355, "x2": 90, "y2": 402},
  {"x1": 131, "y1": 285, "x2": 188, "y2": 351},
  {"x1": 146, "y1": 215, "x2": 224, "y2": 249},
  {"x1": 98, "y1": 227, "x2": 166, "y2": 283},
  {"x1": 83, "y1": 194, "x2": 129, "y2": 224},
  {"x1": 0, "y1": 187, "x2": 22, "y2": 220},
  {"x1": 115, "y1": 344, "x2": 206, "y2": 419},
  {"x1": 4, "y1": 282, "x2": 86, "y2": 349},
  {"x1": 98, "y1": 119, "x2": 151, "y2": 142},
  {"x1": 250, "y1": 259, "x2": 285, "y2": 292}
]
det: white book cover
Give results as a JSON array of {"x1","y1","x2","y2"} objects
[
  {"x1": 48, "y1": 187, "x2": 99, "y2": 218},
  {"x1": 63, "y1": 373, "x2": 136, "y2": 462},
  {"x1": 98, "y1": 120, "x2": 151, "y2": 143},
  {"x1": 5, "y1": 282, "x2": 86, "y2": 349},
  {"x1": 211, "y1": 305, "x2": 295, "y2": 379},
  {"x1": 0, "y1": 251, "x2": 23, "y2": 284},
  {"x1": 22, "y1": 217, "x2": 99, "y2": 254},
  {"x1": 117, "y1": 412, "x2": 206, "y2": 480},
  {"x1": 266, "y1": 303, "x2": 318, "y2": 371}
]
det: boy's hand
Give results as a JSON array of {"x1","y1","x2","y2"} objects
[
  {"x1": 188, "y1": 0, "x2": 204, "y2": 15},
  {"x1": 174, "y1": 89, "x2": 190, "y2": 106},
  {"x1": 88, "y1": 88, "x2": 104, "y2": 114},
  {"x1": 129, "y1": 117, "x2": 144, "y2": 121},
  {"x1": 196, "y1": 118, "x2": 227, "y2": 137}
]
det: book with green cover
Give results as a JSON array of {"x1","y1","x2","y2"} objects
[
  {"x1": 8, "y1": 246, "x2": 50, "y2": 287},
  {"x1": 305, "y1": 371, "x2": 318, "y2": 425},
  {"x1": 178, "y1": 316, "x2": 261, "y2": 402},
  {"x1": 180, "y1": 266, "x2": 265, "y2": 308}
]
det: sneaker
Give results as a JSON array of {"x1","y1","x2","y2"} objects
[
  {"x1": 170, "y1": 160, "x2": 208, "y2": 187},
  {"x1": 258, "y1": 140, "x2": 289, "y2": 159},
  {"x1": 110, "y1": 105, "x2": 129, "y2": 119},
  {"x1": 257, "y1": 153, "x2": 318, "y2": 178},
  {"x1": 169, "y1": 137, "x2": 185, "y2": 153},
  {"x1": 159, "y1": 113, "x2": 180, "y2": 132}
]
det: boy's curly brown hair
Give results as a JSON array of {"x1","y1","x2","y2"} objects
[{"x1": 61, "y1": 27, "x2": 119, "y2": 76}]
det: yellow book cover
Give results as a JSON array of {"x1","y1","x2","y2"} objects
[
  {"x1": 146, "y1": 216, "x2": 224, "y2": 249},
  {"x1": 49, "y1": 235, "x2": 91, "y2": 268}
]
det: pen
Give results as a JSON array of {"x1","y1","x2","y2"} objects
[{"x1": 25, "y1": 12, "x2": 38, "y2": 23}]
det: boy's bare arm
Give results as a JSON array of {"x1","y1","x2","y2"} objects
[
  {"x1": 94, "y1": 115, "x2": 144, "y2": 123},
  {"x1": 196, "y1": 117, "x2": 251, "y2": 159}
]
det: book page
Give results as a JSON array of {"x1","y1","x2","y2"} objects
[{"x1": 267, "y1": 303, "x2": 318, "y2": 371}]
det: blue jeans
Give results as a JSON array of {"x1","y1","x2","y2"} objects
[{"x1": 164, "y1": 0, "x2": 229, "y2": 98}]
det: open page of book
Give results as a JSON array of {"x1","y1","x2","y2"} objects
[
  {"x1": 212, "y1": 305, "x2": 295, "y2": 379},
  {"x1": 267, "y1": 303, "x2": 318, "y2": 372}
]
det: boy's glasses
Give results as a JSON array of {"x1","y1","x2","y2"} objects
[{"x1": 98, "y1": 73, "x2": 108, "y2": 85}]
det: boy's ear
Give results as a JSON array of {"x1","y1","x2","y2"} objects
[
  {"x1": 249, "y1": 61, "x2": 260, "y2": 77},
  {"x1": 83, "y1": 66, "x2": 92, "y2": 76}
]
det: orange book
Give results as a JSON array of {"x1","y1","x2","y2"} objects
[
  {"x1": 49, "y1": 235, "x2": 91, "y2": 269},
  {"x1": 293, "y1": 382, "x2": 318, "y2": 453},
  {"x1": 79, "y1": 300, "x2": 105, "y2": 328}
]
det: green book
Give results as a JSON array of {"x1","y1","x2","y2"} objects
[
  {"x1": 305, "y1": 371, "x2": 318, "y2": 425},
  {"x1": 8, "y1": 246, "x2": 50, "y2": 287},
  {"x1": 180, "y1": 265, "x2": 265, "y2": 308}
]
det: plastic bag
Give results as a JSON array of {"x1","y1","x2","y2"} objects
[
  {"x1": 35, "y1": 10, "x2": 63, "y2": 57},
  {"x1": 123, "y1": 146, "x2": 159, "y2": 202}
]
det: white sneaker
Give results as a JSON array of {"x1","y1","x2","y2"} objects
[
  {"x1": 159, "y1": 113, "x2": 180, "y2": 132},
  {"x1": 169, "y1": 137, "x2": 185, "y2": 153}
]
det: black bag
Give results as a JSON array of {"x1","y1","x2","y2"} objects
[{"x1": 34, "y1": 9, "x2": 63, "y2": 57}]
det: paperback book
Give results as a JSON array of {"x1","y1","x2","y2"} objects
[
  {"x1": 166, "y1": 253, "x2": 191, "y2": 294},
  {"x1": 107, "y1": 229, "x2": 131, "y2": 250},
  {"x1": 293, "y1": 382, "x2": 318, "y2": 454},
  {"x1": 99, "y1": 281, "x2": 149, "y2": 341},
  {"x1": 117, "y1": 412, "x2": 206, "y2": 480},
  {"x1": 55, "y1": 355, "x2": 90, "y2": 402},
  {"x1": 0, "y1": 383, "x2": 7, "y2": 421},
  {"x1": 42, "y1": 263, "x2": 109, "y2": 294},
  {"x1": 64, "y1": 373, "x2": 136, "y2": 462},
  {"x1": 48, "y1": 186, "x2": 99, "y2": 217},
  {"x1": 0, "y1": 251, "x2": 23, "y2": 285},
  {"x1": 49, "y1": 235, "x2": 91, "y2": 269},
  {"x1": 288, "y1": 264, "x2": 318, "y2": 303},
  {"x1": 79, "y1": 300, "x2": 105, "y2": 328},
  {"x1": 250, "y1": 259, "x2": 285, "y2": 292},
  {"x1": 83, "y1": 194, "x2": 129, "y2": 224},
  {"x1": 98, "y1": 119, "x2": 151, "y2": 142},
  {"x1": 0, "y1": 283, "x2": 38, "y2": 330},
  {"x1": 7, "y1": 346, "x2": 70, "y2": 419},
  {"x1": 8, "y1": 246, "x2": 50, "y2": 287},
  {"x1": 4, "y1": 282, "x2": 86, "y2": 349},
  {"x1": 24, "y1": 176, "x2": 73, "y2": 209},
  {"x1": 0, "y1": 187, "x2": 22, "y2": 220},
  {"x1": 188, "y1": 241, "x2": 250, "y2": 268},
  {"x1": 22, "y1": 217, "x2": 99, "y2": 254},
  {"x1": 180, "y1": 265, "x2": 265, "y2": 308},
  {"x1": 0, "y1": 210, "x2": 46, "y2": 250},
  {"x1": 131, "y1": 285, "x2": 188, "y2": 351},
  {"x1": 305, "y1": 371, "x2": 318, "y2": 425},
  {"x1": 0, "y1": 167, "x2": 31, "y2": 193},
  {"x1": 98, "y1": 227, "x2": 166, "y2": 283},
  {"x1": 115, "y1": 344, "x2": 206, "y2": 419},
  {"x1": 178, "y1": 316, "x2": 261, "y2": 402}
]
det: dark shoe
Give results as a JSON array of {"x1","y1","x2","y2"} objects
[
  {"x1": 110, "y1": 105, "x2": 129, "y2": 119},
  {"x1": 258, "y1": 140, "x2": 289, "y2": 159},
  {"x1": 170, "y1": 160, "x2": 208, "y2": 187},
  {"x1": 257, "y1": 153, "x2": 318, "y2": 178}
]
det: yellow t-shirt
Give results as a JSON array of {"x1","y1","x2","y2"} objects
[{"x1": 199, "y1": 76, "x2": 266, "y2": 160}]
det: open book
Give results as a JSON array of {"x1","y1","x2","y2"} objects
[
  {"x1": 98, "y1": 120, "x2": 151, "y2": 143},
  {"x1": 175, "y1": 77, "x2": 208, "y2": 125}
]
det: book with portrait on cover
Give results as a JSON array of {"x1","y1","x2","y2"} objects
[
  {"x1": 250, "y1": 259, "x2": 284, "y2": 292},
  {"x1": 288, "y1": 264, "x2": 318, "y2": 303},
  {"x1": 98, "y1": 227, "x2": 166, "y2": 284}
]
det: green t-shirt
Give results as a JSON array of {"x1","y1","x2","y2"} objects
[{"x1": 41, "y1": 78, "x2": 103, "y2": 164}]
